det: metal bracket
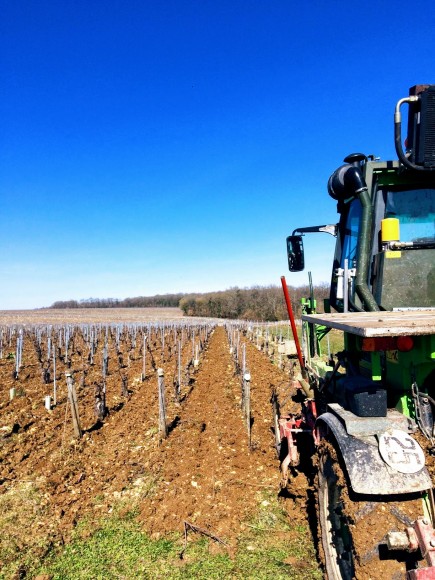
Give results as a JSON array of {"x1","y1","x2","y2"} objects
[{"x1": 387, "y1": 519, "x2": 435, "y2": 578}]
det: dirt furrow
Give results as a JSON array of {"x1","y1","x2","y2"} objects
[
  {"x1": 1, "y1": 322, "x2": 322, "y2": 577},
  {"x1": 240, "y1": 334, "x2": 316, "y2": 525},
  {"x1": 139, "y1": 326, "x2": 281, "y2": 543}
]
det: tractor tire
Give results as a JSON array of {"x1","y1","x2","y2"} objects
[{"x1": 318, "y1": 444, "x2": 425, "y2": 580}]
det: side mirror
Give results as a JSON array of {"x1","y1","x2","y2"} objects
[{"x1": 287, "y1": 235, "x2": 305, "y2": 272}]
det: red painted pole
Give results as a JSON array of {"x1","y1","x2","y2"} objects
[{"x1": 280, "y1": 276, "x2": 305, "y2": 372}]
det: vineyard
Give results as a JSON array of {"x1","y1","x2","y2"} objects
[{"x1": 0, "y1": 310, "x2": 320, "y2": 579}]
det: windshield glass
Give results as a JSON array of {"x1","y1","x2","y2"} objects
[
  {"x1": 341, "y1": 199, "x2": 361, "y2": 267},
  {"x1": 385, "y1": 188, "x2": 435, "y2": 242}
]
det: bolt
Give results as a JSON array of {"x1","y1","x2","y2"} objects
[
  {"x1": 431, "y1": 540, "x2": 435, "y2": 548},
  {"x1": 423, "y1": 519, "x2": 430, "y2": 526}
]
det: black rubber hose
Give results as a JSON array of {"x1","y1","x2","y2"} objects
[
  {"x1": 344, "y1": 167, "x2": 380, "y2": 312},
  {"x1": 355, "y1": 188, "x2": 380, "y2": 311},
  {"x1": 348, "y1": 295, "x2": 364, "y2": 312},
  {"x1": 394, "y1": 119, "x2": 435, "y2": 172}
]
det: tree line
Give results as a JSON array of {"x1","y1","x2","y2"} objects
[
  {"x1": 49, "y1": 283, "x2": 330, "y2": 322},
  {"x1": 50, "y1": 294, "x2": 184, "y2": 310},
  {"x1": 178, "y1": 284, "x2": 330, "y2": 320}
]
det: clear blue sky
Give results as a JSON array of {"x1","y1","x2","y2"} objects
[{"x1": 1, "y1": 0, "x2": 434, "y2": 309}]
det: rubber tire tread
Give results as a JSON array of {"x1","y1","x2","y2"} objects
[{"x1": 318, "y1": 442, "x2": 424, "y2": 580}]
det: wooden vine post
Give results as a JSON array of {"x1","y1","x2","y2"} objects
[
  {"x1": 142, "y1": 334, "x2": 147, "y2": 381},
  {"x1": 66, "y1": 373, "x2": 82, "y2": 439},
  {"x1": 174, "y1": 340, "x2": 181, "y2": 403},
  {"x1": 157, "y1": 368, "x2": 167, "y2": 440}
]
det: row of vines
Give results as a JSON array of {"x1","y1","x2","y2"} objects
[
  {"x1": 0, "y1": 321, "x2": 216, "y2": 443},
  {"x1": 0, "y1": 314, "x2": 323, "y2": 580},
  {"x1": 0, "y1": 319, "x2": 300, "y2": 458}
]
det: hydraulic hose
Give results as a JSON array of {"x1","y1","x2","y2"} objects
[
  {"x1": 344, "y1": 167, "x2": 380, "y2": 312},
  {"x1": 348, "y1": 295, "x2": 364, "y2": 312},
  {"x1": 394, "y1": 96, "x2": 435, "y2": 171}
]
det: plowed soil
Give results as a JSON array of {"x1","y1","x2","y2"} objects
[
  {"x1": 138, "y1": 326, "x2": 308, "y2": 541},
  {"x1": 4, "y1": 312, "x2": 433, "y2": 580},
  {"x1": 0, "y1": 308, "x2": 185, "y2": 325},
  {"x1": 0, "y1": 320, "x2": 318, "y2": 576}
]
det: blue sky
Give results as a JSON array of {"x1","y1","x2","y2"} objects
[{"x1": 1, "y1": 0, "x2": 435, "y2": 309}]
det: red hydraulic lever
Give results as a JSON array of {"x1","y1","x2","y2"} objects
[{"x1": 280, "y1": 276, "x2": 305, "y2": 373}]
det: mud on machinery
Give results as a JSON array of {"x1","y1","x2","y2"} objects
[{"x1": 279, "y1": 85, "x2": 435, "y2": 579}]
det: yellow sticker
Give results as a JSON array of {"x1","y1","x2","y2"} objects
[{"x1": 385, "y1": 251, "x2": 402, "y2": 258}]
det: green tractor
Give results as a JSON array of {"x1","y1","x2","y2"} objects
[{"x1": 282, "y1": 85, "x2": 435, "y2": 578}]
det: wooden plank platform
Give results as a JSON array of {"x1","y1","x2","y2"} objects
[{"x1": 301, "y1": 310, "x2": 435, "y2": 337}]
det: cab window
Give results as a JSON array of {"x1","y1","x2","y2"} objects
[
  {"x1": 385, "y1": 188, "x2": 435, "y2": 242},
  {"x1": 341, "y1": 199, "x2": 362, "y2": 268}
]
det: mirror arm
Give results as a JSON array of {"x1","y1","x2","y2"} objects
[{"x1": 292, "y1": 224, "x2": 337, "y2": 237}]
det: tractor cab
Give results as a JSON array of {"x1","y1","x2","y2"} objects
[{"x1": 288, "y1": 84, "x2": 435, "y2": 314}]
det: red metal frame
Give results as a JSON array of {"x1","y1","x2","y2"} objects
[
  {"x1": 407, "y1": 519, "x2": 435, "y2": 578},
  {"x1": 280, "y1": 276, "x2": 305, "y2": 373},
  {"x1": 278, "y1": 390, "x2": 318, "y2": 481}
]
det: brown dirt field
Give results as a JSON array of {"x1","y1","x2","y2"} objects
[
  {"x1": 0, "y1": 319, "x2": 320, "y2": 576},
  {"x1": 2, "y1": 313, "x2": 433, "y2": 579},
  {"x1": 0, "y1": 307, "x2": 185, "y2": 325},
  {"x1": 138, "y1": 327, "x2": 288, "y2": 541}
]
